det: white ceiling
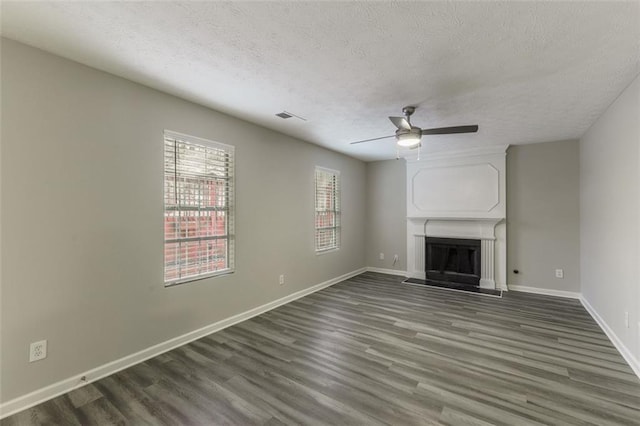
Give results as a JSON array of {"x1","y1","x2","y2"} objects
[{"x1": 2, "y1": 1, "x2": 639, "y2": 161}]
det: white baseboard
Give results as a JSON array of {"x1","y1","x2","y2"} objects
[
  {"x1": 580, "y1": 296, "x2": 640, "y2": 379},
  {"x1": 366, "y1": 267, "x2": 407, "y2": 277},
  {"x1": 508, "y1": 285, "x2": 580, "y2": 299},
  {"x1": 0, "y1": 267, "x2": 367, "y2": 419}
]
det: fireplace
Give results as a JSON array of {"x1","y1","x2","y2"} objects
[
  {"x1": 405, "y1": 145, "x2": 508, "y2": 289},
  {"x1": 425, "y1": 237, "x2": 481, "y2": 286}
]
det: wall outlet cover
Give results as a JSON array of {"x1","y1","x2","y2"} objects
[{"x1": 29, "y1": 340, "x2": 47, "y2": 362}]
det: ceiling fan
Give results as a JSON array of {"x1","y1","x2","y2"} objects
[{"x1": 349, "y1": 106, "x2": 478, "y2": 149}]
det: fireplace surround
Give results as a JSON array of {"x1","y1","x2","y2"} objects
[{"x1": 407, "y1": 217, "x2": 504, "y2": 289}]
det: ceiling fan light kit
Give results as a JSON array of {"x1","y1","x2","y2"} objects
[{"x1": 396, "y1": 131, "x2": 422, "y2": 148}]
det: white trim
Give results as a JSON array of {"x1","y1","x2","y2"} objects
[
  {"x1": 366, "y1": 267, "x2": 407, "y2": 277},
  {"x1": 0, "y1": 267, "x2": 366, "y2": 419},
  {"x1": 508, "y1": 285, "x2": 580, "y2": 299},
  {"x1": 580, "y1": 296, "x2": 640, "y2": 379}
]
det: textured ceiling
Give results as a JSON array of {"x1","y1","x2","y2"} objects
[{"x1": 2, "y1": 1, "x2": 639, "y2": 161}]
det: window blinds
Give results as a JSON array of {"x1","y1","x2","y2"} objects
[
  {"x1": 315, "y1": 167, "x2": 341, "y2": 252},
  {"x1": 164, "y1": 131, "x2": 235, "y2": 285}
]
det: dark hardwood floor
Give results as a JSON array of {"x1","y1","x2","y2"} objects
[{"x1": 3, "y1": 272, "x2": 640, "y2": 425}]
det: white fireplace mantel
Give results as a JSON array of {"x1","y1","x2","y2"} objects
[
  {"x1": 407, "y1": 217, "x2": 504, "y2": 289},
  {"x1": 406, "y1": 146, "x2": 508, "y2": 290},
  {"x1": 409, "y1": 217, "x2": 503, "y2": 239}
]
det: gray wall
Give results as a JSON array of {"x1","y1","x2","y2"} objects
[
  {"x1": 0, "y1": 39, "x2": 366, "y2": 402},
  {"x1": 507, "y1": 140, "x2": 580, "y2": 293},
  {"x1": 580, "y1": 74, "x2": 639, "y2": 366},
  {"x1": 365, "y1": 160, "x2": 407, "y2": 271}
]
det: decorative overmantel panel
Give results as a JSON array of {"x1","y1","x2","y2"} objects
[
  {"x1": 407, "y1": 146, "x2": 507, "y2": 219},
  {"x1": 405, "y1": 146, "x2": 508, "y2": 290},
  {"x1": 411, "y1": 164, "x2": 500, "y2": 213}
]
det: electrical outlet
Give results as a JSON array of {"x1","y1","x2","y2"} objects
[
  {"x1": 29, "y1": 340, "x2": 47, "y2": 362},
  {"x1": 379, "y1": 253, "x2": 384, "y2": 261},
  {"x1": 279, "y1": 274, "x2": 285, "y2": 285},
  {"x1": 393, "y1": 254, "x2": 399, "y2": 265},
  {"x1": 625, "y1": 311, "x2": 629, "y2": 328},
  {"x1": 555, "y1": 269, "x2": 564, "y2": 279}
]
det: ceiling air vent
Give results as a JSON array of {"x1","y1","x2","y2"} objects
[{"x1": 275, "y1": 111, "x2": 307, "y2": 121}]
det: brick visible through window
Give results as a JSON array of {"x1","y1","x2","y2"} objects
[
  {"x1": 315, "y1": 167, "x2": 340, "y2": 252},
  {"x1": 164, "y1": 131, "x2": 234, "y2": 285}
]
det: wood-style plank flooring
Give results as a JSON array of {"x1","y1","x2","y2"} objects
[{"x1": 3, "y1": 272, "x2": 640, "y2": 425}]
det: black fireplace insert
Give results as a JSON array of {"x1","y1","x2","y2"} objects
[{"x1": 425, "y1": 237, "x2": 481, "y2": 286}]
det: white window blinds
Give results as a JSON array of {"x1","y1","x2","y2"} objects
[
  {"x1": 164, "y1": 131, "x2": 235, "y2": 285},
  {"x1": 315, "y1": 167, "x2": 341, "y2": 252}
]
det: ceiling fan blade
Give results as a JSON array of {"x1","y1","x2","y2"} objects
[
  {"x1": 349, "y1": 135, "x2": 395, "y2": 145},
  {"x1": 421, "y1": 125, "x2": 479, "y2": 135},
  {"x1": 389, "y1": 116, "x2": 411, "y2": 130}
]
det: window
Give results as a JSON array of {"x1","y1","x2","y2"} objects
[
  {"x1": 164, "y1": 131, "x2": 234, "y2": 285},
  {"x1": 315, "y1": 167, "x2": 341, "y2": 252}
]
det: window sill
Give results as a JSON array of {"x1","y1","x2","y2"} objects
[
  {"x1": 165, "y1": 269, "x2": 234, "y2": 287},
  {"x1": 316, "y1": 247, "x2": 340, "y2": 256}
]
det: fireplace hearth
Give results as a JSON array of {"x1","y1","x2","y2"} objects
[{"x1": 425, "y1": 237, "x2": 481, "y2": 286}]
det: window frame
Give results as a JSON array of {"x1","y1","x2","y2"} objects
[
  {"x1": 163, "y1": 130, "x2": 235, "y2": 286},
  {"x1": 314, "y1": 166, "x2": 341, "y2": 254}
]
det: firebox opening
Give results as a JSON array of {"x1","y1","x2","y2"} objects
[{"x1": 425, "y1": 237, "x2": 481, "y2": 286}]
